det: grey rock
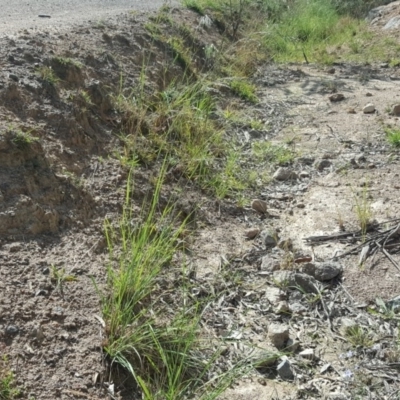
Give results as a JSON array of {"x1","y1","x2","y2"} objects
[
  {"x1": 265, "y1": 287, "x2": 286, "y2": 305},
  {"x1": 268, "y1": 323, "x2": 289, "y2": 349},
  {"x1": 299, "y1": 170, "x2": 310, "y2": 179},
  {"x1": 314, "y1": 159, "x2": 332, "y2": 171},
  {"x1": 363, "y1": 103, "x2": 375, "y2": 113},
  {"x1": 299, "y1": 348, "x2": 315, "y2": 360},
  {"x1": 292, "y1": 272, "x2": 319, "y2": 293},
  {"x1": 384, "y1": 16, "x2": 400, "y2": 30},
  {"x1": 5, "y1": 325, "x2": 19, "y2": 335},
  {"x1": 314, "y1": 261, "x2": 342, "y2": 281},
  {"x1": 261, "y1": 256, "x2": 280, "y2": 272},
  {"x1": 277, "y1": 358, "x2": 294, "y2": 380},
  {"x1": 260, "y1": 229, "x2": 278, "y2": 249},
  {"x1": 275, "y1": 301, "x2": 290, "y2": 314},
  {"x1": 273, "y1": 167, "x2": 298, "y2": 181}
]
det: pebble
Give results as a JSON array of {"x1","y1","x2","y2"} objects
[
  {"x1": 245, "y1": 228, "x2": 260, "y2": 239},
  {"x1": 268, "y1": 323, "x2": 289, "y2": 348},
  {"x1": 260, "y1": 229, "x2": 278, "y2": 249},
  {"x1": 299, "y1": 171, "x2": 310, "y2": 178},
  {"x1": 314, "y1": 261, "x2": 342, "y2": 281},
  {"x1": 299, "y1": 348, "x2": 315, "y2": 360},
  {"x1": 392, "y1": 104, "x2": 400, "y2": 116},
  {"x1": 363, "y1": 103, "x2": 375, "y2": 113},
  {"x1": 277, "y1": 358, "x2": 294, "y2": 380},
  {"x1": 292, "y1": 272, "x2": 319, "y2": 293},
  {"x1": 273, "y1": 167, "x2": 298, "y2": 181},
  {"x1": 5, "y1": 325, "x2": 19, "y2": 335},
  {"x1": 329, "y1": 93, "x2": 344, "y2": 102},
  {"x1": 265, "y1": 287, "x2": 285, "y2": 304},
  {"x1": 260, "y1": 256, "x2": 280, "y2": 272},
  {"x1": 251, "y1": 199, "x2": 267, "y2": 214},
  {"x1": 314, "y1": 159, "x2": 332, "y2": 171}
]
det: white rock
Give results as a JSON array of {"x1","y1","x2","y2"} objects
[{"x1": 363, "y1": 103, "x2": 375, "y2": 113}]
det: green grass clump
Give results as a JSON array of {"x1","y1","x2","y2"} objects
[
  {"x1": 385, "y1": 127, "x2": 400, "y2": 148},
  {"x1": 252, "y1": 141, "x2": 295, "y2": 165},
  {"x1": 0, "y1": 358, "x2": 20, "y2": 400},
  {"x1": 37, "y1": 66, "x2": 59, "y2": 85},
  {"x1": 229, "y1": 79, "x2": 257, "y2": 102},
  {"x1": 11, "y1": 130, "x2": 39, "y2": 150},
  {"x1": 100, "y1": 170, "x2": 256, "y2": 399}
]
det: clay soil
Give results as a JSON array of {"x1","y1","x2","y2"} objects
[{"x1": 2, "y1": 2, "x2": 400, "y2": 400}]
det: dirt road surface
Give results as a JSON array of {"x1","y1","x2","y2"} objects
[{"x1": 0, "y1": 0, "x2": 173, "y2": 35}]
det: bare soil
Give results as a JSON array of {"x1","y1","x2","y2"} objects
[{"x1": 2, "y1": 2, "x2": 400, "y2": 399}]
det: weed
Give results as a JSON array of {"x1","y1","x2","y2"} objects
[
  {"x1": 0, "y1": 357, "x2": 20, "y2": 400},
  {"x1": 252, "y1": 141, "x2": 295, "y2": 165},
  {"x1": 50, "y1": 265, "x2": 78, "y2": 296},
  {"x1": 385, "y1": 126, "x2": 400, "y2": 148},
  {"x1": 11, "y1": 130, "x2": 39, "y2": 150},
  {"x1": 229, "y1": 79, "x2": 257, "y2": 103},
  {"x1": 37, "y1": 66, "x2": 59, "y2": 85},
  {"x1": 183, "y1": 0, "x2": 205, "y2": 15},
  {"x1": 345, "y1": 325, "x2": 373, "y2": 347},
  {"x1": 52, "y1": 56, "x2": 82, "y2": 69},
  {"x1": 389, "y1": 58, "x2": 400, "y2": 68},
  {"x1": 352, "y1": 185, "x2": 372, "y2": 240}
]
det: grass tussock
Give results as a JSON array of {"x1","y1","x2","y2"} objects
[{"x1": 101, "y1": 169, "x2": 255, "y2": 399}]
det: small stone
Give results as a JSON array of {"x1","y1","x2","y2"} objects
[
  {"x1": 245, "y1": 228, "x2": 260, "y2": 240},
  {"x1": 292, "y1": 272, "x2": 319, "y2": 293},
  {"x1": 366, "y1": 92, "x2": 373, "y2": 97},
  {"x1": 299, "y1": 171, "x2": 310, "y2": 178},
  {"x1": 277, "y1": 358, "x2": 294, "y2": 380},
  {"x1": 275, "y1": 301, "x2": 290, "y2": 314},
  {"x1": 260, "y1": 229, "x2": 278, "y2": 249},
  {"x1": 314, "y1": 261, "x2": 342, "y2": 281},
  {"x1": 251, "y1": 199, "x2": 268, "y2": 214},
  {"x1": 42, "y1": 267, "x2": 50, "y2": 275},
  {"x1": 347, "y1": 107, "x2": 356, "y2": 114},
  {"x1": 329, "y1": 93, "x2": 344, "y2": 102},
  {"x1": 355, "y1": 154, "x2": 366, "y2": 163},
  {"x1": 277, "y1": 238, "x2": 293, "y2": 250},
  {"x1": 363, "y1": 103, "x2": 375, "y2": 113},
  {"x1": 5, "y1": 325, "x2": 19, "y2": 335},
  {"x1": 314, "y1": 159, "x2": 332, "y2": 171},
  {"x1": 9, "y1": 74, "x2": 19, "y2": 82},
  {"x1": 261, "y1": 256, "x2": 280, "y2": 272},
  {"x1": 273, "y1": 167, "x2": 298, "y2": 181},
  {"x1": 265, "y1": 287, "x2": 286, "y2": 304},
  {"x1": 326, "y1": 67, "x2": 335, "y2": 74},
  {"x1": 392, "y1": 104, "x2": 400, "y2": 116},
  {"x1": 299, "y1": 348, "x2": 315, "y2": 360},
  {"x1": 35, "y1": 289, "x2": 48, "y2": 296},
  {"x1": 268, "y1": 323, "x2": 289, "y2": 349}
]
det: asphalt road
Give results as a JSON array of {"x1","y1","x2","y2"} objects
[{"x1": 0, "y1": 0, "x2": 174, "y2": 34}]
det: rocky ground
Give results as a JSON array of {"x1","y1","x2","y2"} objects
[{"x1": 2, "y1": 1, "x2": 400, "y2": 399}]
